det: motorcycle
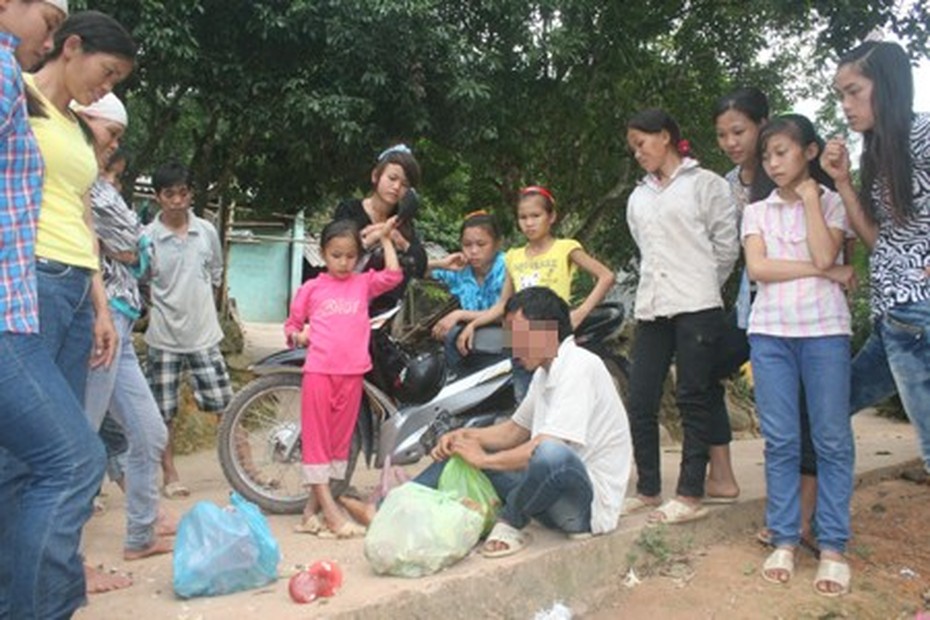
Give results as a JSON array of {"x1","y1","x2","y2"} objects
[{"x1": 217, "y1": 303, "x2": 629, "y2": 514}]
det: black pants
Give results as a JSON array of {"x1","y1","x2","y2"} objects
[{"x1": 628, "y1": 308, "x2": 726, "y2": 498}]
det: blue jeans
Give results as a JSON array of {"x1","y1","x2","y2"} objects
[
  {"x1": 414, "y1": 440, "x2": 592, "y2": 533},
  {"x1": 35, "y1": 259, "x2": 95, "y2": 401},
  {"x1": 750, "y1": 334, "x2": 853, "y2": 554},
  {"x1": 850, "y1": 299, "x2": 930, "y2": 471},
  {"x1": 86, "y1": 312, "x2": 169, "y2": 550},
  {"x1": 0, "y1": 332, "x2": 106, "y2": 619}
]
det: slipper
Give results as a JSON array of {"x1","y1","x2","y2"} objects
[
  {"x1": 317, "y1": 520, "x2": 366, "y2": 539},
  {"x1": 161, "y1": 481, "x2": 190, "y2": 499},
  {"x1": 480, "y1": 522, "x2": 531, "y2": 559},
  {"x1": 622, "y1": 496, "x2": 660, "y2": 516},
  {"x1": 293, "y1": 513, "x2": 324, "y2": 535},
  {"x1": 646, "y1": 499, "x2": 708, "y2": 526},
  {"x1": 813, "y1": 558, "x2": 851, "y2": 597},
  {"x1": 567, "y1": 531, "x2": 593, "y2": 541},
  {"x1": 762, "y1": 547, "x2": 795, "y2": 585},
  {"x1": 756, "y1": 528, "x2": 820, "y2": 558}
]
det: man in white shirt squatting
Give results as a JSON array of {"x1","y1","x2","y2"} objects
[{"x1": 418, "y1": 286, "x2": 632, "y2": 558}]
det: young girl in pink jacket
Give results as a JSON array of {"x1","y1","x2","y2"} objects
[{"x1": 285, "y1": 218, "x2": 402, "y2": 538}]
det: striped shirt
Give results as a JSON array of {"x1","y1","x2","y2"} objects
[
  {"x1": 0, "y1": 34, "x2": 44, "y2": 334},
  {"x1": 742, "y1": 187, "x2": 851, "y2": 338}
]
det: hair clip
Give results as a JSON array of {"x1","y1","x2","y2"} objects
[
  {"x1": 377, "y1": 143, "x2": 412, "y2": 162},
  {"x1": 464, "y1": 209, "x2": 490, "y2": 220},
  {"x1": 677, "y1": 139, "x2": 691, "y2": 157},
  {"x1": 520, "y1": 185, "x2": 556, "y2": 205}
]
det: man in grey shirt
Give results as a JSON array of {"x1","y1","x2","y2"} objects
[{"x1": 144, "y1": 161, "x2": 232, "y2": 498}]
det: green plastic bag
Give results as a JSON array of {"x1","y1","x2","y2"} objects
[
  {"x1": 364, "y1": 482, "x2": 483, "y2": 578},
  {"x1": 437, "y1": 455, "x2": 500, "y2": 536}
]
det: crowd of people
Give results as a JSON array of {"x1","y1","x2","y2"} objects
[{"x1": 0, "y1": 0, "x2": 927, "y2": 616}]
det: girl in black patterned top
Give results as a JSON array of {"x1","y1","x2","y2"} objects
[{"x1": 821, "y1": 40, "x2": 930, "y2": 596}]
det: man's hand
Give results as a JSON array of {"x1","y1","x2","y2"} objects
[
  {"x1": 430, "y1": 428, "x2": 466, "y2": 461},
  {"x1": 90, "y1": 312, "x2": 118, "y2": 368},
  {"x1": 450, "y1": 434, "x2": 488, "y2": 468}
]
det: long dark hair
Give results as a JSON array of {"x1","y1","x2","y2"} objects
[
  {"x1": 27, "y1": 11, "x2": 137, "y2": 119},
  {"x1": 838, "y1": 41, "x2": 914, "y2": 221},
  {"x1": 715, "y1": 87, "x2": 774, "y2": 201},
  {"x1": 754, "y1": 114, "x2": 835, "y2": 201}
]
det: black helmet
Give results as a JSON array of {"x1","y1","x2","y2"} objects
[{"x1": 394, "y1": 351, "x2": 445, "y2": 403}]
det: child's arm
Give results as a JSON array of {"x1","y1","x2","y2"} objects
[
  {"x1": 284, "y1": 285, "x2": 311, "y2": 347},
  {"x1": 456, "y1": 273, "x2": 514, "y2": 355},
  {"x1": 797, "y1": 178, "x2": 843, "y2": 270},
  {"x1": 380, "y1": 225, "x2": 400, "y2": 272},
  {"x1": 427, "y1": 253, "x2": 466, "y2": 276},
  {"x1": 821, "y1": 137, "x2": 879, "y2": 249},
  {"x1": 744, "y1": 234, "x2": 851, "y2": 285},
  {"x1": 568, "y1": 248, "x2": 615, "y2": 328}
]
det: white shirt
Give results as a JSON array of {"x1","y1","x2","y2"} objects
[
  {"x1": 512, "y1": 337, "x2": 632, "y2": 534},
  {"x1": 627, "y1": 159, "x2": 739, "y2": 320}
]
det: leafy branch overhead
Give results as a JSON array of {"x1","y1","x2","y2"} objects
[{"x1": 77, "y1": 0, "x2": 927, "y2": 264}]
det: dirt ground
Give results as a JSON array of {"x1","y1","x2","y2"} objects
[{"x1": 589, "y1": 476, "x2": 930, "y2": 620}]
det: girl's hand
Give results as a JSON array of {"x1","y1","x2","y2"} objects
[
  {"x1": 432, "y1": 311, "x2": 461, "y2": 340},
  {"x1": 90, "y1": 312, "x2": 118, "y2": 369},
  {"x1": 440, "y1": 252, "x2": 467, "y2": 271},
  {"x1": 795, "y1": 177, "x2": 821, "y2": 204},
  {"x1": 824, "y1": 264, "x2": 857, "y2": 290},
  {"x1": 569, "y1": 308, "x2": 584, "y2": 330},
  {"x1": 291, "y1": 326, "x2": 310, "y2": 347},
  {"x1": 820, "y1": 137, "x2": 852, "y2": 184},
  {"x1": 456, "y1": 323, "x2": 476, "y2": 356},
  {"x1": 361, "y1": 216, "x2": 399, "y2": 247}
]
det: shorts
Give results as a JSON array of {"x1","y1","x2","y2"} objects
[{"x1": 146, "y1": 345, "x2": 233, "y2": 422}]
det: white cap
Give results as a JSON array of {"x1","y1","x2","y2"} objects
[
  {"x1": 72, "y1": 93, "x2": 128, "y2": 128},
  {"x1": 44, "y1": 0, "x2": 68, "y2": 15}
]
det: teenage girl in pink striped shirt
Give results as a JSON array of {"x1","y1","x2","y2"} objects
[{"x1": 742, "y1": 114, "x2": 856, "y2": 596}]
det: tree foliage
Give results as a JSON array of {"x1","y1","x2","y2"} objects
[{"x1": 76, "y1": 0, "x2": 928, "y2": 265}]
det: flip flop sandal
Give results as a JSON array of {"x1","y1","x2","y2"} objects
[
  {"x1": 813, "y1": 558, "x2": 851, "y2": 597},
  {"x1": 622, "y1": 496, "x2": 660, "y2": 516},
  {"x1": 480, "y1": 522, "x2": 531, "y2": 559},
  {"x1": 161, "y1": 481, "x2": 190, "y2": 499},
  {"x1": 762, "y1": 547, "x2": 795, "y2": 585},
  {"x1": 317, "y1": 520, "x2": 366, "y2": 539},
  {"x1": 293, "y1": 513, "x2": 324, "y2": 535},
  {"x1": 646, "y1": 499, "x2": 709, "y2": 526}
]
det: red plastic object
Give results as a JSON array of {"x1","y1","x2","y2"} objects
[{"x1": 288, "y1": 561, "x2": 343, "y2": 604}]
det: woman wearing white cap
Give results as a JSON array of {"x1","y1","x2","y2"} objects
[
  {"x1": 0, "y1": 2, "x2": 112, "y2": 618},
  {"x1": 77, "y1": 93, "x2": 174, "y2": 565}
]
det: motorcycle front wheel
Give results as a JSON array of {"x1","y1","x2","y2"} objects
[{"x1": 217, "y1": 373, "x2": 360, "y2": 514}]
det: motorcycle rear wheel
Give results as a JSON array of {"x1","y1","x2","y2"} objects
[{"x1": 217, "y1": 373, "x2": 360, "y2": 514}]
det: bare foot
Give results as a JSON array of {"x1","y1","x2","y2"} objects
[
  {"x1": 123, "y1": 536, "x2": 174, "y2": 561},
  {"x1": 85, "y1": 564, "x2": 133, "y2": 594},
  {"x1": 155, "y1": 509, "x2": 178, "y2": 537},
  {"x1": 338, "y1": 496, "x2": 376, "y2": 527}
]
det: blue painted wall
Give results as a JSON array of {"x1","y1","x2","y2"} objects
[{"x1": 228, "y1": 233, "x2": 292, "y2": 322}]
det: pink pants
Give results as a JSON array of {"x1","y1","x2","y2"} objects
[{"x1": 300, "y1": 372, "x2": 364, "y2": 485}]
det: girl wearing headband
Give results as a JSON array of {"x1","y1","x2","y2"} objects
[
  {"x1": 333, "y1": 143, "x2": 427, "y2": 313},
  {"x1": 456, "y1": 185, "x2": 615, "y2": 402}
]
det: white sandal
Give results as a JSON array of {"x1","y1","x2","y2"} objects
[
  {"x1": 762, "y1": 547, "x2": 795, "y2": 584},
  {"x1": 480, "y1": 522, "x2": 531, "y2": 559},
  {"x1": 813, "y1": 558, "x2": 851, "y2": 597}
]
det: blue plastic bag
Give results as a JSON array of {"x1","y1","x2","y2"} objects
[{"x1": 173, "y1": 492, "x2": 281, "y2": 598}]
